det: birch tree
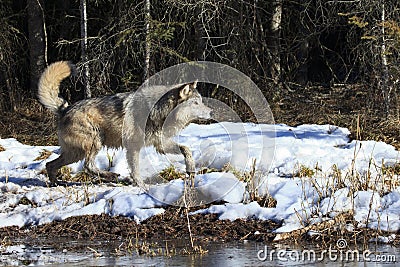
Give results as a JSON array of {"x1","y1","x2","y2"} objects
[
  {"x1": 268, "y1": 0, "x2": 282, "y2": 84},
  {"x1": 144, "y1": 0, "x2": 151, "y2": 80},
  {"x1": 345, "y1": 0, "x2": 400, "y2": 116},
  {"x1": 80, "y1": 0, "x2": 90, "y2": 98},
  {"x1": 380, "y1": 3, "x2": 390, "y2": 116}
]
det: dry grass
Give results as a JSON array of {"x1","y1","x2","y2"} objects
[
  {"x1": 158, "y1": 165, "x2": 186, "y2": 181},
  {"x1": 34, "y1": 149, "x2": 52, "y2": 161},
  {"x1": 0, "y1": 99, "x2": 57, "y2": 146},
  {"x1": 264, "y1": 85, "x2": 400, "y2": 247},
  {"x1": 224, "y1": 161, "x2": 278, "y2": 208},
  {"x1": 273, "y1": 150, "x2": 400, "y2": 247}
]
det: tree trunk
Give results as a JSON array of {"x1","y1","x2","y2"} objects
[
  {"x1": 295, "y1": 39, "x2": 309, "y2": 86},
  {"x1": 80, "y1": 0, "x2": 91, "y2": 98},
  {"x1": 143, "y1": 0, "x2": 151, "y2": 80},
  {"x1": 294, "y1": 3, "x2": 310, "y2": 86},
  {"x1": 268, "y1": 0, "x2": 282, "y2": 84},
  {"x1": 27, "y1": 0, "x2": 46, "y2": 96},
  {"x1": 195, "y1": 5, "x2": 206, "y2": 62},
  {"x1": 380, "y1": 3, "x2": 390, "y2": 117},
  {"x1": 60, "y1": 0, "x2": 71, "y2": 43}
]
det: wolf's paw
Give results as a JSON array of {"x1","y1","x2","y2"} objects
[
  {"x1": 116, "y1": 176, "x2": 135, "y2": 185},
  {"x1": 99, "y1": 171, "x2": 120, "y2": 183},
  {"x1": 122, "y1": 176, "x2": 148, "y2": 190},
  {"x1": 186, "y1": 172, "x2": 196, "y2": 188},
  {"x1": 48, "y1": 179, "x2": 68, "y2": 187}
]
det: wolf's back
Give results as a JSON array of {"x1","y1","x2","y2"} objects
[{"x1": 38, "y1": 61, "x2": 72, "y2": 113}]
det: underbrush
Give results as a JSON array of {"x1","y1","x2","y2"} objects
[{"x1": 270, "y1": 149, "x2": 400, "y2": 248}]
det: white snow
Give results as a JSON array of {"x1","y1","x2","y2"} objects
[{"x1": 1, "y1": 122, "x2": 400, "y2": 235}]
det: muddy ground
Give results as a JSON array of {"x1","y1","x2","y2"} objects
[{"x1": 0, "y1": 206, "x2": 279, "y2": 255}]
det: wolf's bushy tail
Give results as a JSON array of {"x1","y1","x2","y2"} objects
[{"x1": 38, "y1": 61, "x2": 73, "y2": 114}]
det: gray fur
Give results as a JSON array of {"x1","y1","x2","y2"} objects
[
  {"x1": 38, "y1": 61, "x2": 212, "y2": 186},
  {"x1": 123, "y1": 83, "x2": 213, "y2": 186}
]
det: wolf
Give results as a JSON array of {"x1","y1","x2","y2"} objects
[{"x1": 38, "y1": 61, "x2": 213, "y2": 186}]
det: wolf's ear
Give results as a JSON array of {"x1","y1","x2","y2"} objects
[
  {"x1": 179, "y1": 84, "x2": 192, "y2": 100},
  {"x1": 191, "y1": 80, "x2": 198, "y2": 88}
]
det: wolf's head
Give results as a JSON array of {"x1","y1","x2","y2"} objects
[
  {"x1": 152, "y1": 81, "x2": 213, "y2": 139},
  {"x1": 146, "y1": 81, "x2": 213, "y2": 135},
  {"x1": 175, "y1": 81, "x2": 213, "y2": 121},
  {"x1": 177, "y1": 81, "x2": 198, "y2": 102}
]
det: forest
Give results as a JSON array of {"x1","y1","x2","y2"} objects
[
  {"x1": 1, "y1": 0, "x2": 400, "y2": 121},
  {"x1": 2, "y1": 2, "x2": 400, "y2": 262}
]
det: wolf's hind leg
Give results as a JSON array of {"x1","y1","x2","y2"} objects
[
  {"x1": 81, "y1": 137, "x2": 119, "y2": 182},
  {"x1": 84, "y1": 162, "x2": 120, "y2": 182},
  {"x1": 46, "y1": 151, "x2": 83, "y2": 186},
  {"x1": 84, "y1": 153, "x2": 120, "y2": 182}
]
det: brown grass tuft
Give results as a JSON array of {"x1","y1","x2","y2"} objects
[{"x1": 34, "y1": 149, "x2": 52, "y2": 161}]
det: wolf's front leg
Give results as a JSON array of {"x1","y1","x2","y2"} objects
[
  {"x1": 158, "y1": 140, "x2": 196, "y2": 177},
  {"x1": 179, "y1": 144, "x2": 196, "y2": 187},
  {"x1": 125, "y1": 146, "x2": 146, "y2": 188},
  {"x1": 179, "y1": 145, "x2": 195, "y2": 176}
]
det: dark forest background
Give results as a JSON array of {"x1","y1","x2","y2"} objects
[{"x1": 1, "y1": 0, "x2": 400, "y2": 122}]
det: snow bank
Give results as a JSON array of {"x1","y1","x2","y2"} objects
[{"x1": 1, "y1": 122, "x2": 400, "y2": 234}]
